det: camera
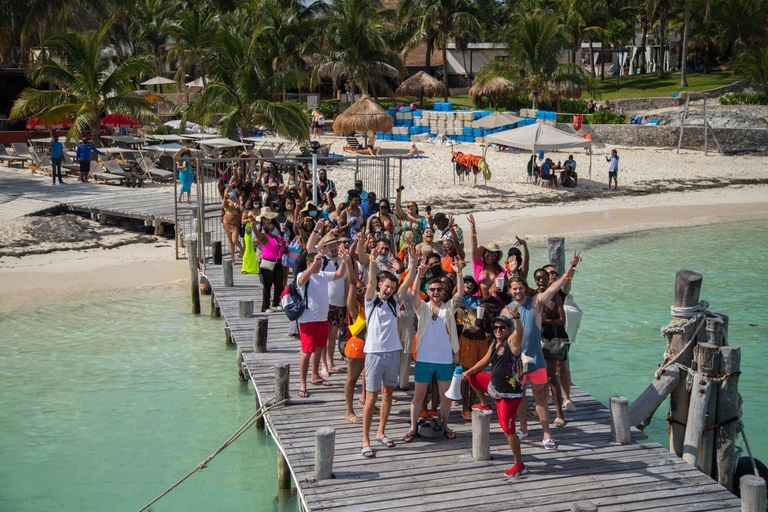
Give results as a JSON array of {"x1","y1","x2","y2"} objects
[{"x1": 397, "y1": 185, "x2": 405, "y2": 193}]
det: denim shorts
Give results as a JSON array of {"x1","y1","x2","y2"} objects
[{"x1": 414, "y1": 361, "x2": 454, "y2": 383}]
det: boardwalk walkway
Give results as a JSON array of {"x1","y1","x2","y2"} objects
[{"x1": 205, "y1": 263, "x2": 742, "y2": 512}]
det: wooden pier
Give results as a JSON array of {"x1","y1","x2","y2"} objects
[{"x1": 205, "y1": 262, "x2": 745, "y2": 512}]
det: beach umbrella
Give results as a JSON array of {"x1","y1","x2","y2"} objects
[
  {"x1": 141, "y1": 76, "x2": 176, "y2": 86},
  {"x1": 332, "y1": 95, "x2": 393, "y2": 139},
  {"x1": 26, "y1": 117, "x2": 73, "y2": 130},
  {"x1": 185, "y1": 77, "x2": 208, "y2": 88},
  {"x1": 472, "y1": 112, "x2": 523, "y2": 129},
  {"x1": 101, "y1": 113, "x2": 142, "y2": 129},
  {"x1": 469, "y1": 77, "x2": 519, "y2": 108},
  {"x1": 395, "y1": 71, "x2": 447, "y2": 108}
]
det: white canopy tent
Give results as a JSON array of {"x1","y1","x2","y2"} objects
[{"x1": 486, "y1": 122, "x2": 593, "y2": 178}]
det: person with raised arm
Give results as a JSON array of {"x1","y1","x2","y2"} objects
[
  {"x1": 360, "y1": 248, "x2": 418, "y2": 458},
  {"x1": 468, "y1": 214, "x2": 506, "y2": 299},
  {"x1": 504, "y1": 251, "x2": 582, "y2": 451},
  {"x1": 343, "y1": 243, "x2": 367, "y2": 424}
]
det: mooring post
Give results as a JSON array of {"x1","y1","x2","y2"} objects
[
  {"x1": 210, "y1": 293, "x2": 220, "y2": 318},
  {"x1": 275, "y1": 364, "x2": 290, "y2": 405},
  {"x1": 255, "y1": 318, "x2": 268, "y2": 353},
  {"x1": 740, "y1": 475, "x2": 767, "y2": 512},
  {"x1": 237, "y1": 347, "x2": 253, "y2": 382},
  {"x1": 224, "y1": 326, "x2": 233, "y2": 345},
  {"x1": 548, "y1": 237, "x2": 566, "y2": 275},
  {"x1": 682, "y1": 369, "x2": 712, "y2": 468},
  {"x1": 687, "y1": 341, "x2": 721, "y2": 475},
  {"x1": 277, "y1": 451, "x2": 291, "y2": 491},
  {"x1": 239, "y1": 300, "x2": 253, "y2": 319},
  {"x1": 571, "y1": 502, "x2": 598, "y2": 512},
  {"x1": 254, "y1": 394, "x2": 265, "y2": 430},
  {"x1": 314, "y1": 427, "x2": 336, "y2": 481},
  {"x1": 213, "y1": 241, "x2": 223, "y2": 265},
  {"x1": 610, "y1": 396, "x2": 631, "y2": 445},
  {"x1": 668, "y1": 269, "x2": 703, "y2": 457},
  {"x1": 716, "y1": 346, "x2": 741, "y2": 492},
  {"x1": 471, "y1": 410, "x2": 490, "y2": 461},
  {"x1": 185, "y1": 237, "x2": 200, "y2": 315},
  {"x1": 223, "y1": 258, "x2": 234, "y2": 287}
]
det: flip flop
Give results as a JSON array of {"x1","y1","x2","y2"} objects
[
  {"x1": 461, "y1": 411, "x2": 472, "y2": 421},
  {"x1": 403, "y1": 431, "x2": 418, "y2": 443},
  {"x1": 444, "y1": 429, "x2": 456, "y2": 440},
  {"x1": 346, "y1": 415, "x2": 363, "y2": 424},
  {"x1": 311, "y1": 379, "x2": 333, "y2": 387},
  {"x1": 543, "y1": 438, "x2": 557, "y2": 450},
  {"x1": 298, "y1": 389, "x2": 310, "y2": 398},
  {"x1": 361, "y1": 446, "x2": 375, "y2": 459},
  {"x1": 376, "y1": 437, "x2": 395, "y2": 448},
  {"x1": 553, "y1": 418, "x2": 566, "y2": 428}
]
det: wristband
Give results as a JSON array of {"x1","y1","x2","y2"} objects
[
  {"x1": 563, "y1": 275, "x2": 573, "y2": 280},
  {"x1": 470, "y1": 232, "x2": 477, "y2": 237}
]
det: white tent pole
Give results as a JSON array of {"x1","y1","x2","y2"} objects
[
  {"x1": 312, "y1": 152, "x2": 318, "y2": 205},
  {"x1": 589, "y1": 147, "x2": 592, "y2": 180}
]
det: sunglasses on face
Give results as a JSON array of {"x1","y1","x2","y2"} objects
[
  {"x1": 493, "y1": 325, "x2": 509, "y2": 331},
  {"x1": 428, "y1": 287, "x2": 443, "y2": 293},
  {"x1": 534, "y1": 275, "x2": 548, "y2": 281},
  {"x1": 548, "y1": 271, "x2": 559, "y2": 276}
]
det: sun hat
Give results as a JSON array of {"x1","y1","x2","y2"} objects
[
  {"x1": 300, "y1": 201, "x2": 317, "y2": 213},
  {"x1": 254, "y1": 206, "x2": 278, "y2": 222},
  {"x1": 479, "y1": 242, "x2": 503, "y2": 261}
]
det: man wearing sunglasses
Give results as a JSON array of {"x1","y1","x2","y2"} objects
[{"x1": 403, "y1": 258, "x2": 464, "y2": 443}]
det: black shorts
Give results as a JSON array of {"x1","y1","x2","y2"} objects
[
  {"x1": 609, "y1": 171, "x2": 617, "y2": 178},
  {"x1": 79, "y1": 161, "x2": 90, "y2": 174}
]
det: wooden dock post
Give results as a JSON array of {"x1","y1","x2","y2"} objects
[
  {"x1": 314, "y1": 427, "x2": 336, "y2": 481},
  {"x1": 239, "y1": 300, "x2": 253, "y2": 319},
  {"x1": 571, "y1": 502, "x2": 598, "y2": 512},
  {"x1": 255, "y1": 394, "x2": 265, "y2": 430},
  {"x1": 223, "y1": 258, "x2": 234, "y2": 287},
  {"x1": 740, "y1": 475, "x2": 767, "y2": 512},
  {"x1": 277, "y1": 451, "x2": 291, "y2": 491},
  {"x1": 688, "y1": 341, "x2": 721, "y2": 475},
  {"x1": 548, "y1": 237, "x2": 566, "y2": 275},
  {"x1": 255, "y1": 318, "x2": 268, "y2": 353},
  {"x1": 716, "y1": 346, "x2": 741, "y2": 491},
  {"x1": 185, "y1": 237, "x2": 200, "y2": 315},
  {"x1": 472, "y1": 410, "x2": 491, "y2": 461},
  {"x1": 668, "y1": 269, "x2": 703, "y2": 457},
  {"x1": 224, "y1": 326, "x2": 233, "y2": 345},
  {"x1": 275, "y1": 364, "x2": 290, "y2": 405},
  {"x1": 210, "y1": 293, "x2": 220, "y2": 318},
  {"x1": 610, "y1": 396, "x2": 631, "y2": 445},
  {"x1": 213, "y1": 241, "x2": 223, "y2": 265},
  {"x1": 682, "y1": 369, "x2": 712, "y2": 468},
  {"x1": 237, "y1": 347, "x2": 253, "y2": 381}
]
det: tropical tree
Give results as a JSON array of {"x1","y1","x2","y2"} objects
[
  {"x1": 734, "y1": 46, "x2": 768, "y2": 92},
  {"x1": 185, "y1": 26, "x2": 310, "y2": 141},
  {"x1": 165, "y1": 3, "x2": 219, "y2": 92},
  {"x1": 476, "y1": 10, "x2": 591, "y2": 109},
  {"x1": 10, "y1": 23, "x2": 155, "y2": 144},
  {"x1": 679, "y1": 0, "x2": 691, "y2": 86}
]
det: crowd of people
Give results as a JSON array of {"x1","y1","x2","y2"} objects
[{"x1": 219, "y1": 159, "x2": 583, "y2": 478}]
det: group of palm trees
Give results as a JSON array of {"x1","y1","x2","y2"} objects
[{"x1": 5, "y1": 0, "x2": 768, "y2": 142}]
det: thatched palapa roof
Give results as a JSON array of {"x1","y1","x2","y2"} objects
[
  {"x1": 469, "y1": 77, "x2": 519, "y2": 99},
  {"x1": 395, "y1": 71, "x2": 447, "y2": 99},
  {"x1": 332, "y1": 95, "x2": 393, "y2": 135},
  {"x1": 548, "y1": 80, "x2": 582, "y2": 100}
]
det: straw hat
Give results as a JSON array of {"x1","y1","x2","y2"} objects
[
  {"x1": 479, "y1": 242, "x2": 503, "y2": 261},
  {"x1": 254, "y1": 207, "x2": 278, "y2": 223},
  {"x1": 300, "y1": 201, "x2": 318, "y2": 214}
]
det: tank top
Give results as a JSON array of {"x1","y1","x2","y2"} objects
[
  {"x1": 488, "y1": 339, "x2": 524, "y2": 398},
  {"x1": 515, "y1": 296, "x2": 546, "y2": 374}
]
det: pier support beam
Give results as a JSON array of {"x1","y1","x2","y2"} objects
[
  {"x1": 213, "y1": 241, "x2": 223, "y2": 265},
  {"x1": 224, "y1": 326, "x2": 233, "y2": 345},
  {"x1": 255, "y1": 394, "x2": 265, "y2": 430},
  {"x1": 223, "y1": 258, "x2": 234, "y2": 287},
  {"x1": 275, "y1": 364, "x2": 290, "y2": 405},
  {"x1": 740, "y1": 475, "x2": 767, "y2": 512},
  {"x1": 255, "y1": 318, "x2": 268, "y2": 353},
  {"x1": 210, "y1": 293, "x2": 220, "y2": 318},
  {"x1": 716, "y1": 346, "x2": 741, "y2": 491},
  {"x1": 610, "y1": 396, "x2": 631, "y2": 445},
  {"x1": 277, "y1": 451, "x2": 291, "y2": 491},
  {"x1": 237, "y1": 347, "x2": 253, "y2": 382},
  {"x1": 472, "y1": 410, "x2": 490, "y2": 461},
  {"x1": 314, "y1": 428, "x2": 336, "y2": 481},
  {"x1": 185, "y1": 237, "x2": 200, "y2": 315}
]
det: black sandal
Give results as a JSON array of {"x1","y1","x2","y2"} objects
[
  {"x1": 298, "y1": 389, "x2": 310, "y2": 398},
  {"x1": 444, "y1": 429, "x2": 456, "y2": 440},
  {"x1": 403, "y1": 431, "x2": 418, "y2": 443}
]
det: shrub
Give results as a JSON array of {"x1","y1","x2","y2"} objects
[
  {"x1": 719, "y1": 93, "x2": 768, "y2": 105},
  {"x1": 585, "y1": 111, "x2": 625, "y2": 124},
  {"x1": 473, "y1": 96, "x2": 589, "y2": 114},
  {"x1": 319, "y1": 100, "x2": 340, "y2": 118}
]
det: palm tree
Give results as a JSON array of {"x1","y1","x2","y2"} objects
[
  {"x1": 734, "y1": 46, "x2": 768, "y2": 92},
  {"x1": 476, "y1": 10, "x2": 590, "y2": 109},
  {"x1": 10, "y1": 23, "x2": 155, "y2": 144},
  {"x1": 400, "y1": 0, "x2": 481, "y2": 100},
  {"x1": 165, "y1": 4, "x2": 219, "y2": 93},
  {"x1": 184, "y1": 26, "x2": 309, "y2": 141},
  {"x1": 679, "y1": 0, "x2": 691, "y2": 86},
  {"x1": 322, "y1": 0, "x2": 404, "y2": 100}
]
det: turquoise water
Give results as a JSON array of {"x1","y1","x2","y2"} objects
[
  {"x1": 0, "y1": 286, "x2": 298, "y2": 512},
  {"x1": 524, "y1": 218, "x2": 768, "y2": 464}
]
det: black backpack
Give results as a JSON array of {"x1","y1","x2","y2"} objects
[{"x1": 284, "y1": 279, "x2": 309, "y2": 321}]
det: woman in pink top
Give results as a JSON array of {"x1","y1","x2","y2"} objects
[
  {"x1": 468, "y1": 213, "x2": 506, "y2": 299},
  {"x1": 249, "y1": 207, "x2": 286, "y2": 312}
]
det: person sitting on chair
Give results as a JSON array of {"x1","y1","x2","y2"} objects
[
  {"x1": 540, "y1": 158, "x2": 557, "y2": 188},
  {"x1": 560, "y1": 155, "x2": 578, "y2": 187}
]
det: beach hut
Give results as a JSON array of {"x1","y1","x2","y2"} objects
[
  {"x1": 469, "y1": 77, "x2": 519, "y2": 109},
  {"x1": 395, "y1": 71, "x2": 448, "y2": 108},
  {"x1": 486, "y1": 122, "x2": 593, "y2": 178},
  {"x1": 332, "y1": 94, "x2": 393, "y2": 148}
]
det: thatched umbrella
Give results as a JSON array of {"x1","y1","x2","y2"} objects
[
  {"x1": 548, "y1": 80, "x2": 582, "y2": 111},
  {"x1": 395, "y1": 71, "x2": 447, "y2": 108},
  {"x1": 332, "y1": 95, "x2": 393, "y2": 147},
  {"x1": 469, "y1": 77, "x2": 519, "y2": 109}
]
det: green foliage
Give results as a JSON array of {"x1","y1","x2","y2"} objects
[
  {"x1": 719, "y1": 93, "x2": 768, "y2": 105},
  {"x1": 319, "y1": 100, "x2": 340, "y2": 118},
  {"x1": 472, "y1": 96, "x2": 588, "y2": 114},
  {"x1": 147, "y1": 124, "x2": 174, "y2": 135},
  {"x1": 733, "y1": 46, "x2": 768, "y2": 92},
  {"x1": 585, "y1": 111, "x2": 625, "y2": 124}
]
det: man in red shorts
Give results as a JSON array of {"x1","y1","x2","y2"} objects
[
  {"x1": 296, "y1": 250, "x2": 349, "y2": 398},
  {"x1": 464, "y1": 312, "x2": 527, "y2": 477}
]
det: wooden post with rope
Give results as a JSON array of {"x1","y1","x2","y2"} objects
[
  {"x1": 667, "y1": 269, "x2": 703, "y2": 457},
  {"x1": 683, "y1": 341, "x2": 721, "y2": 475},
  {"x1": 716, "y1": 345, "x2": 741, "y2": 492}
]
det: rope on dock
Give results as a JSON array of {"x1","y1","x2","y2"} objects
[
  {"x1": 656, "y1": 300, "x2": 724, "y2": 379},
  {"x1": 137, "y1": 396, "x2": 287, "y2": 512}
]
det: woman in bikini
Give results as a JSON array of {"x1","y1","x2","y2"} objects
[
  {"x1": 394, "y1": 189, "x2": 427, "y2": 249},
  {"x1": 222, "y1": 183, "x2": 244, "y2": 259},
  {"x1": 468, "y1": 213, "x2": 506, "y2": 299}
]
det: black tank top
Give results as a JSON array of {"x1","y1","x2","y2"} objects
[{"x1": 489, "y1": 339, "x2": 524, "y2": 398}]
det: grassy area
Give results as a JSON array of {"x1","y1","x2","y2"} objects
[{"x1": 587, "y1": 70, "x2": 746, "y2": 100}]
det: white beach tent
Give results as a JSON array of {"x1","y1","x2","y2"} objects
[{"x1": 486, "y1": 122, "x2": 593, "y2": 178}]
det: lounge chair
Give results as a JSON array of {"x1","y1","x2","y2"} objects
[
  {"x1": 346, "y1": 137, "x2": 363, "y2": 148},
  {"x1": 30, "y1": 152, "x2": 53, "y2": 174},
  {"x1": 0, "y1": 144, "x2": 27, "y2": 166},
  {"x1": 103, "y1": 160, "x2": 143, "y2": 187},
  {"x1": 62, "y1": 152, "x2": 81, "y2": 174},
  {"x1": 90, "y1": 161, "x2": 128, "y2": 185},
  {"x1": 342, "y1": 136, "x2": 380, "y2": 155},
  {"x1": 11, "y1": 143, "x2": 35, "y2": 164},
  {"x1": 138, "y1": 156, "x2": 174, "y2": 182}
]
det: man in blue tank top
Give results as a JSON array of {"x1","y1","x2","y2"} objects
[{"x1": 503, "y1": 251, "x2": 581, "y2": 451}]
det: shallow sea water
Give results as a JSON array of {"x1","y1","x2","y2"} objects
[
  {"x1": 0, "y1": 285, "x2": 298, "y2": 512},
  {"x1": 1, "y1": 218, "x2": 766, "y2": 511}
]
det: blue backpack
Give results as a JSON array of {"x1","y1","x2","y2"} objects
[{"x1": 283, "y1": 279, "x2": 309, "y2": 321}]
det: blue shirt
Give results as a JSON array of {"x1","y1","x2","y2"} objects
[
  {"x1": 75, "y1": 143, "x2": 102, "y2": 162},
  {"x1": 513, "y1": 296, "x2": 546, "y2": 374},
  {"x1": 608, "y1": 155, "x2": 619, "y2": 173},
  {"x1": 541, "y1": 162, "x2": 551, "y2": 177},
  {"x1": 50, "y1": 141, "x2": 64, "y2": 159},
  {"x1": 361, "y1": 202, "x2": 379, "y2": 218}
]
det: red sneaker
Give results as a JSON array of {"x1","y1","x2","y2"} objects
[
  {"x1": 472, "y1": 404, "x2": 493, "y2": 415},
  {"x1": 505, "y1": 463, "x2": 528, "y2": 478}
]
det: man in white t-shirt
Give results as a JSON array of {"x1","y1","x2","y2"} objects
[
  {"x1": 360, "y1": 249, "x2": 417, "y2": 458},
  {"x1": 296, "y1": 250, "x2": 348, "y2": 398},
  {"x1": 403, "y1": 259, "x2": 463, "y2": 443}
]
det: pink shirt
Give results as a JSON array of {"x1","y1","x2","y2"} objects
[{"x1": 262, "y1": 234, "x2": 284, "y2": 261}]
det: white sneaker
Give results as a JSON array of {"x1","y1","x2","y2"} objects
[{"x1": 516, "y1": 430, "x2": 529, "y2": 441}]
